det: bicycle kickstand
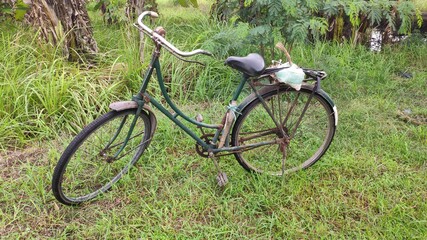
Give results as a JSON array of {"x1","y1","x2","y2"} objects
[{"x1": 209, "y1": 152, "x2": 228, "y2": 187}]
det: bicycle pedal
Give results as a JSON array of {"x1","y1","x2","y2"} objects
[
  {"x1": 195, "y1": 113, "x2": 203, "y2": 122},
  {"x1": 216, "y1": 172, "x2": 228, "y2": 187}
]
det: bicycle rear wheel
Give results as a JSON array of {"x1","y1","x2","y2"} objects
[
  {"x1": 231, "y1": 86, "x2": 336, "y2": 175},
  {"x1": 52, "y1": 109, "x2": 152, "y2": 205}
]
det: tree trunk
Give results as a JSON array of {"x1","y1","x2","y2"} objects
[
  {"x1": 26, "y1": 0, "x2": 98, "y2": 61},
  {"x1": 126, "y1": 0, "x2": 157, "y2": 19},
  {"x1": 126, "y1": 0, "x2": 144, "y2": 20}
]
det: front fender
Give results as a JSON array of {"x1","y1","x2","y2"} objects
[{"x1": 109, "y1": 101, "x2": 158, "y2": 139}]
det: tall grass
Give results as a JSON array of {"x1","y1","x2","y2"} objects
[
  {"x1": 0, "y1": 1, "x2": 256, "y2": 149},
  {"x1": 0, "y1": 25, "x2": 131, "y2": 149}
]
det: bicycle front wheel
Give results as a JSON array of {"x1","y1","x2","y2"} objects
[
  {"x1": 231, "y1": 86, "x2": 336, "y2": 175},
  {"x1": 52, "y1": 109, "x2": 152, "y2": 205}
]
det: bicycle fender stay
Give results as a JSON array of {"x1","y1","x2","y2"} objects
[
  {"x1": 237, "y1": 84, "x2": 338, "y2": 126},
  {"x1": 109, "y1": 101, "x2": 158, "y2": 138}
]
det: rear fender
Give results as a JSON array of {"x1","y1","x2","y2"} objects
[
  {"x1": 109, "y1": 101, "x2": 158, "y2": 138},
  {"x1": 237, "y1": 84, "x2": 338, "y2": 126}
]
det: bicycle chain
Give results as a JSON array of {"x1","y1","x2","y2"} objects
[
  {"x1": 195, "y1": 133, "x2": 237, "y2": 158},
  {"x1": 195, "y1": 133, "x2": 214, "y2": 158}
]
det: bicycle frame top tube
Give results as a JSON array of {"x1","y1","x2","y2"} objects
[
  {"x1": 135, "y1": 12, "x2": 246, "y2": 128},
  {"x1": 133, "y1": 15, "x2": 261, "y2": 153},
  {"x1": 134, "y1": 41, "x2": 247, "y2": 150},
  {"x1": 135, "y1": 35, "x2": 316, "y2": 156},
  {"x1": 138, "y1": 45, "x2": 219, "y2": 128}
]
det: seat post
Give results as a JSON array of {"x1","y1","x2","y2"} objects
[{"x1": 232, "y1": 74, "x2": 249, "y2": 101}]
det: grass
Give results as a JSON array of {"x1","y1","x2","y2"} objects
[{"x1": 1, "y1": 0, "x2": 427, "y2": 238}]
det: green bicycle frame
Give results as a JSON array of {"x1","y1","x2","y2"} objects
[
  {"x1": 138, "y1": 50, "x2": 240, "y2": 148},
  {"x1": 113, "y1": 47, "x2": 276, "y2": 155}
]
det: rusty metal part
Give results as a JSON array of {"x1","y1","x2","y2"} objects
[
  {"x1": 277, "y1": 137, "x2": 290, "y2": 153},
  {"x1": 141, "y1": 92, "x2": 151, "y2": 103},
  {"x1": 154, "y1": 26, "x2": 166, "y2": 37},
  {"x1": 195, "y1": 133, "x2": 214, "y2": 158},
  {"x1": 195, "y1": 113, "x2": 203, "y2": 123}
]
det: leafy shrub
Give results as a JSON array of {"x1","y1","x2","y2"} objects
[
  {"x1": 0, "y1": 0, "x2": 30, "y2": 21},
  {"x1": 93, "y1": 0, "x2": 128, "y2": 24},
  {"x1": 211, "y1": 0, "x2": 423, "y2": 53}
]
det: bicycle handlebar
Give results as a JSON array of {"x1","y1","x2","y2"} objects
[{"x1": 136, "y1": 11, "x2": 213, "y2": 58}]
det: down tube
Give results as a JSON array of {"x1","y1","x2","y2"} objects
[{"x1": 149, "y1": 97, "x2": 210, "y2": 149}]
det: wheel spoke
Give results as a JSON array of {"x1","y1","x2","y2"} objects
[
  {"x1": 103, "y1": 131, "x2": 146, "y2": 152},
  {"x1": 232, "y1": 87, "x2": 335, "y2": 175},
  {"x1": 238, "y1": 127, "x2": 278, "y2": 142},
  {"x1": 113, "y1": 137, "x2": 152, "y2": 161}
]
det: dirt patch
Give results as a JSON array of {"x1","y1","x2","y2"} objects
[
  {"x1": 0, "y1": 146, "x2": 46, "y2": 163},
  {"x1": 397, "y1": 110, "x2": 427, "y2": 126},
  {"x1": 0, "y1": 147, "x2": 47, "y2": 180}
]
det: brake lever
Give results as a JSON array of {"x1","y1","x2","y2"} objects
[
  {"x1": 201, "y1": 51, "x2": 214, "y2": 57},
  {"x1": 171, "y1": 51, "x2": 206, "y2": 66},
  {"x1": 160, "y1": 40, "x2": 211, "y2": 66}
]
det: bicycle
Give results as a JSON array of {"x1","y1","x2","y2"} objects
[{"x1": 52, "y1": 11, "x2": 338, "y2": 205}]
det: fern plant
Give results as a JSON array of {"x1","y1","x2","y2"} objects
[
  {"x1": 211, "y1": 0, "x2": 423, "y2": 54},
  {"x1": 0, "y1": 0, "x2": 30, "y2": 21}
]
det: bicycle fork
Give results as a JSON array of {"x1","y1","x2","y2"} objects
[{"x1": 103, "y1": 97, "x2": 147, "y2": 161}]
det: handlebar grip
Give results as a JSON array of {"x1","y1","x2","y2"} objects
[
  {"x1": 201, "y1": 50, "x2": 214, "y2": 57},
  {"x1": 137, "y1": 11, "x2": 158, "y2": 35},
  {"x1": 148, "y1": 11, "x2": 159, "y2": 18}
]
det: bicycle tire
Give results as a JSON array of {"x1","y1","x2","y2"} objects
[
  {"x1": 231, "y1": 86, "x2": 336, "y2": 175},
  {"x1": 52, "y1": 109, "x2": 152, "y2": 205}
]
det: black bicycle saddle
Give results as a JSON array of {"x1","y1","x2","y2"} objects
[{"x1": 225, "y1": 53, "x2": 265, "y2": 77}]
